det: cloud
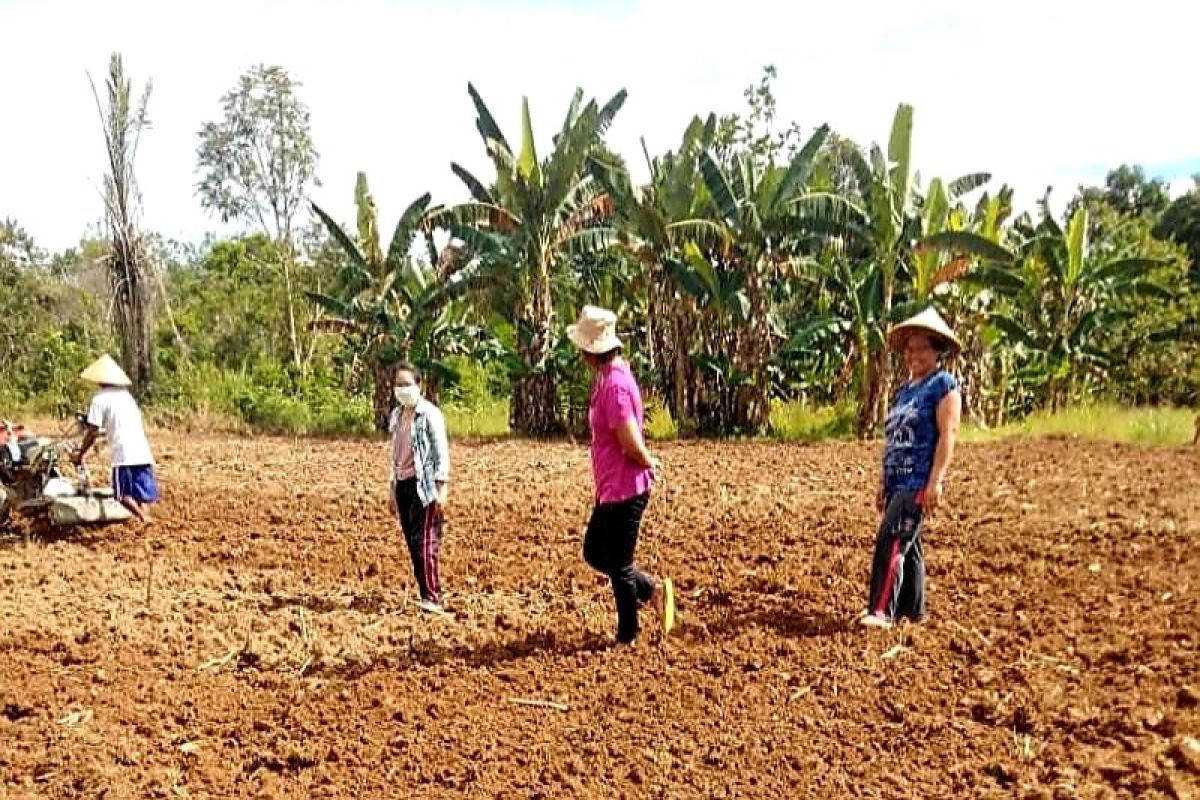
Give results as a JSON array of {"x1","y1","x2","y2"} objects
[{"x1": 1, "y1": 0, "x2": 1196, "y2": 251}]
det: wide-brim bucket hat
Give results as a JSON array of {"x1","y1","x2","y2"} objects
[{"x1": 567, "y1": 305, "x2": 623, "y2": 354}]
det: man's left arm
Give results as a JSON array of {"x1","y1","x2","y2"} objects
[{"x1": 74, "y1": 425, "x2": 99, "y2": 465}]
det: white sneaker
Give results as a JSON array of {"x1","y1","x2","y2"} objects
[
  {"x1": 859, "y1": 613, "x2": 893, "y2": 629},
  {"x1": 416, "y1": 599, "x2": 445, "y2": 615}
]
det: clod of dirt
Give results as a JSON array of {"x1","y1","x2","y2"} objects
[
  {"x1": 985, "y1": 761, "x2": 1017, "y2": 788},
  {"x1": 2, "y1": 703, "x2": 35, "y2": 722},
  {"x1": 1095, "y1": 757, "x2": 1132, "y2": 780},
  {"x1": 1174, "y1": 737, "x2": 1200, "y2": 775},
  {"x1": 1167, "y1": 770, "x2": 1200, "y2": 800}
]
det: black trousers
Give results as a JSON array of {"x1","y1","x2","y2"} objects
[
  {"x1": 583, "y1": 492, "x2": 655, "y2": 643},
  {"x1": 868, "y1": 489, "x2": 926, "y2": 621},
  {"x1": 394, "y1": 478, "x2": 443, "y2": 604}
]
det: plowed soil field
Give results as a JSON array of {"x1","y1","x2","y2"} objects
[{"x1": 2, "y1": 432, "x2": 1199, "y2": 798}]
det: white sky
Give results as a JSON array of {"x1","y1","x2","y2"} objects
[{"x1": 2, "y1": 0, "x2": 1197, "y2": 253}]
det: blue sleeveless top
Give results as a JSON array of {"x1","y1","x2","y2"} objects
[{"x1": 882, "y1": 369, "x2": 958, "y2": 496}]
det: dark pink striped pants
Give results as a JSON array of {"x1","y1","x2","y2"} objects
[
  {"x1": 868, "y1": 489, "x2": 926, "y2": 622},
  {"x1": 394, "y1": 478, "x2": 442, "y2": 604}
]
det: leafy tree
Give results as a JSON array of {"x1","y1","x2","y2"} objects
[
  {"x1": 0, "y1": 227, "x2": 113, "y2": 414},
  {"x1": 712, "y1": 65, "x2": 806, "y2": 169},
  {"x1": 195, "y1": 64, "x2": 320, "y2": 374},
  {"x1": 0, "y1": 219, "x2": 41, "y2": 270},
  {"x1": 1154, "y1": 177, "x2": 1200, "y2": 285},
  {"x1": 162, "y1": 234, "x2": 291, "y2": 372},
  {"x1": 1099, "y1": 164, "x2": 1170, "y2": 218}
]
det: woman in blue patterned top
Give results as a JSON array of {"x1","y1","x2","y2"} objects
[{"x1": 861, "y1": 308, "x2": 963, "y2": 629}]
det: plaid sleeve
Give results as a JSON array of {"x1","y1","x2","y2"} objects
[{"x1": 427, "y1": 407, "x2": 450, "y2": 482}]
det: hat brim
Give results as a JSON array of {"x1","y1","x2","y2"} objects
[
  {"x1": 568, "y1": 325, "x2": 623, "y2": 354},
  {"x1": 80, "y1": 358, "x2": 133, "y2": 386},
  {"x1": 81, "y1": 372, "x2": 133, "y2": 387}
]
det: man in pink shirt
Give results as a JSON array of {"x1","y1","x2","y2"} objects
[{"x1": 568, "y1": 306, "x2": 675, "y2": 645}]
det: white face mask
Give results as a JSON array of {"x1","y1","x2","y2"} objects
[{"x1": 394, "y1": 385, "x2": 422, "y2": 407}]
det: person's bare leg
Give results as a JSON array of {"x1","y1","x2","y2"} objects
[{"x1": 121, "y1": 498, "x2": 150, "y2": 523}]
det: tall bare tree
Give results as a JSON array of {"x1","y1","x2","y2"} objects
[{"x1": 89, "y1": 53, "x2": 153, "y2": 393}]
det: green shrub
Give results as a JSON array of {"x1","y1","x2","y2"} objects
[
  {"x1": 962, "y1": 404, "x2": 1195, "y2": 446},
  {"x1": 443, "y1": 397, "x2": 510, "y2": 438},
  {"x1": 644, "y1": 397, "x2": 679, "y2": 440},
  {"x1": 769, "y1": 400, "x2": 857, "y2": 441}
]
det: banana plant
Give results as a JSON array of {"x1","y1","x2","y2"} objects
[
  {"x1": 426, "y1": 84, "x2": 626, "y2": 435},
  {"x1": 669, "y1": 245, "x2": 759, "y2": 432},
  {"x1": 586, "y1": 114, "x2": 728, "y2": 429},
  {"x1": 831, "y1": 103, "x2": 918, "y2": 434},
  {"x1": 975, "y1": 204, "x2": 1171, "y2": 408},
  {"x1": 306, "y1": 173, "x2": 484, "y2": 430},
  {"x1": 918, "y1": 185, "x2": 1017, "y2": 425},
  {"x1": 777, "y1": 252, "x2": 883, "y2": 409},
  {"x1": 691, "y1": 123, "x2": 868, "y2": 433},
  {"x1": 837, "y1": 103, "x2": 997, "y2": 435},
  {"x1": 907, "y1": 176, "x2": 1007, "y2": 298}
]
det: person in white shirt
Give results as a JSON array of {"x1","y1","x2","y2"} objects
[{"x1": 72, "y1": 354, "x2": 159, "y2": 523}]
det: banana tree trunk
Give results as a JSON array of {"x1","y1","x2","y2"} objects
[
  {"x1": 833, "y1": 343, "x2": 857, "y2": 403},
  {"x1": 733, "y1": 258, "x2": 772, "y2": 435},
  {"x1": 511, "y1": 371, "x2": 559, "y2": 436},
  {"x1": 371, "y1": 357, "x2": 394, "y2": 433},
  {"x1": 651, "y1": 269, "x2": 695, "y2": 434},
  {"x1": 958, "y1": 334, "x2": 982, "y2": 427},
  {"x1": 854, "y1": 323, "x2": 884, "y2": 438},
  {"x1": 648, "y1": 264, "x2": 674, "y2": 416},
  {"x1": 856, "y1": 316, "x2": 898, "y2": 439},
  {"x1": 509, "y1": 266, "x2": 562, "y2": 436},
  {"x1": 858, "y1": 261, "x2": 900, "y2": 437},
  {"x1": 993, "y1": 352, "x2": 1008, "y2": 427},
  {"x1": 856, "y1": 344, "x2": 878, "y2": 438},
  {"x1": 876, "y1": 272, "x2": 896, "y2": 431},
  {"x1": 672, "y1": 312, "x2": 691, "y2": 432}
]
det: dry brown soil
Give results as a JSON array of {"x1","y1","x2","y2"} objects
[{"x1": 2, "y1": 432, "x2": 1199, "y2": 798}]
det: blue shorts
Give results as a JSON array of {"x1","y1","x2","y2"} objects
[{"x1": 113, "y1": 465, "x2": 160, "y2": 504}]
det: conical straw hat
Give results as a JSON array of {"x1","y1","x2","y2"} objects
[
  {"x1": 80, "y1": 354, "x2": 132, "y2": 387},
  {"x1": 886, "y1": 307, "x2": 961, "y2": 355}
]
